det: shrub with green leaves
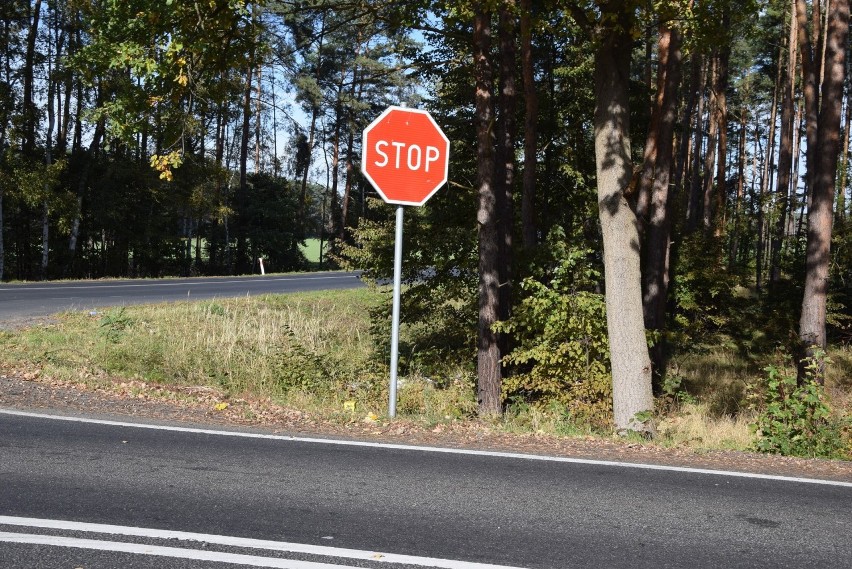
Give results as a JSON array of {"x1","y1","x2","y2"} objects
[
  {"x1": 752, "y1": 355, "x2": 850, "y2": 459},
  {"x1": 496, "y1": 229, "x2": 612, "y2": 428},
  {"x1": 669, "y1": 234, "x2": 739, "y2": 342}
]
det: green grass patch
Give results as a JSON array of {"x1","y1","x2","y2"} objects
[
  {"x1": 299, "y1": 238, "x2": 324, "y2": 264},
  {"x1": 2, "y1": 289, "x2": 383, "y2": 405},
  {"x1": 2, "y1": 285, "x2": 849, "y2": 458},
  {"x1": 0, "y1": 287, "x2": 481, "y2": 425}
]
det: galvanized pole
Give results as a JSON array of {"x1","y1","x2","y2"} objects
[{"x1": 388, "y1": 205, "x2": 404, "y2": 418}]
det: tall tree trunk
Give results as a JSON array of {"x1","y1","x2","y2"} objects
[
  {"x1": 520, "y1": 0, "x2": 538, "y2": 249},
  {"x1": 237, "y1": 50, "x2": 256, "y2": 274},
  {"x1": 837, "y1": 79, "x2": 852, "y2": 223},
  {"x1": 68, "y1": 89, "x2": 104, "y2": 277},
  {"x1": 341, "y1": 46, "x2": 363, "y2": 241},
  {"x1": 636, "y1": 26, "x2": 670, "y2": 225},
  {"x1": 59, "y1": 18, "x2": 74, "y2": 154},
  {"x1": 341, "y1": 125, "x2": 356, "y2": 240},
  {"x1": 686, "y1": 55, "x2": 706, "y2": 233},
  {"x1": 299, "y1": 14, "x2": 326, "y2": 237},
  {"x1": 594, "y1": 0, "x2": 654, "y2": 434},
  {"x1": 473, "y1": 9, "x2": 501, "y2": 416},
  {"x1": 22, "y1": 0, "x2": 42, "y2": 155},
  {"x1": 756, "y1": 45, "x2": 783, "y2": 290},
  {"x1": 729, "y1": 106, "x2": 747, "y2": 266},
  {"x1": 495, "y1": 0, "x2": 517, "y2": 336},
  {"x1": 254, "y1": 65, "x2": 262, "y2": 173},
  {"x1": 797, "y1": 0, "x2": 820, "y2": 203},
  {"x1": 329, "y1": 86, "x2": 344, "y2": 246},
  {"x1": 799, "y1": 0, "x2": 849, "y2": 381},
  {"x1": 642, "y1": 23, "x2": 683, "y2": 386},
  {"x1": 787, "y1": 99, "x2": 804, "y2": 244},
  {"x1": 701, "y1": 55, "x2": 719, "y2": 232},
  {"x1": 771, "y1": 3, "x2": 798, "y2": 284},
  {"x1": 673, "y1": 55, "x2": 701, "y2": 197},
  {"x1": 713, "y1": 34, "x2": 730, "y2": 236},
  {"x1": 42, "y1": 36, "x2": 56, "y2": 281}
]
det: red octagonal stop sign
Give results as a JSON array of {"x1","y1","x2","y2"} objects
[{"x1": 361, "y1": 106, "x2": 450, "y2": 206}]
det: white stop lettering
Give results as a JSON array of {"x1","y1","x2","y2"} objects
[{"x1": 374, "y1": 141, "x2": 441, "y2": 173}]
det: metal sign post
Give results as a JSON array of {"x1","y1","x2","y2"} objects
[
  {"x1": 388, "y1": 206, "x2": 404, "y2": 417},
  {"x1": 361, "y1": 106, "x2": 449, "y2": 418}
]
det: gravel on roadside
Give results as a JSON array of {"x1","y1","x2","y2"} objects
[{"x1": 2, "y1": 366, "x2": 851, "y2": 484}]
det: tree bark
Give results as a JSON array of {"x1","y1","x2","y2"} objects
[
  {"x1": 686, "y1": 56, "x2": 706, "y2": 233},
  {"x1": 673, "y1": 55, "x2": 701, "y2": 197},
  {"x1": 771, "y1": 3, "x2": 798, "y2": 284},
  {"x1": 520, "y1": 0, "x2": 538, "y2": 249},
  {"x1": 636, "y1": 26, "x2": 671, "y2": 225},
  {"x1": 713, "y1": 34, "x2": 730, "y2": 236},
  {"x1": 757, "y1": 42, "x2": 783, "y2": 290},
  {"x1": 495, "y1": 0, "x2": 517, "y2": 335},
  {"x1": 42, "y1": 35, "x2": 56, "y2": 281},
  {"x1": 594, "y1": 0, "x2": 654, "y2": 434},
  {"x1": 642, "y1": 23, "x2": 682, "y2": 385},
  {"x1": 729, "y1": 105, "x2": 747, "y2": 266},
  {"x1": 473, "y1": 9, "x2": 502, "y2": 416},
  {"x1": 799, "y1": 0, "x2": 849, "y2": 381},
  {"x1": 797, "y1": 0, "x2": 820, "y2": 202},
  {"x1": 237, "y1": 45, "x2": 255, "y2": 274},
  {"x1": 837, "y1": 77, "x2": 852, "y2": 223},
  {"x1": 22, "y1": 0, "x2": 42, "y2": 155},
  {"x1": 701, "y1": 55, "x2": 719, "y2": 232}
]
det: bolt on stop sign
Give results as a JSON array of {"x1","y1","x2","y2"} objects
[{"x1": 361, "y1": 106, "x2": 450, "y2": 206}]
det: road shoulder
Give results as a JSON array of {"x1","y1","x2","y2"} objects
[{"x1": 1, "y1": 371, "x2": 850, "y2": 483}]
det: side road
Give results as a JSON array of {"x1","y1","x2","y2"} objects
[{"x1": 1, "y1": 371, "x2": 850, "y2": 483}]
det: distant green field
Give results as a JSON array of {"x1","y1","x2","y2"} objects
[{"x1": 300, "y1": 238, "x2": 323, "y2": 263}]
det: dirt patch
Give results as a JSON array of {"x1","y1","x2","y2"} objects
[{"x1": 1, "y1": 366, "x2": 851, "y2": 483}]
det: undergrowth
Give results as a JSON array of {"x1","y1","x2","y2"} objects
[{"x1": 1, "y1": 284, "x2": 850, "y2": 459}]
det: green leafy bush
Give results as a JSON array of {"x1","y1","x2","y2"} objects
[
  {"x1": 752, "y1": 354, "x2": 850, "y2": 459},
  {"x1": 495, "y1": 229, "x2": 612, "y2": 428},
  {"x1": 669, "y1": 234, "x2": 739, "y2": 342}
]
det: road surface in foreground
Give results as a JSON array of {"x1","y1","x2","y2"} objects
[{"x1": 1, "y1": 409, "x2": 850, "y2": 568}]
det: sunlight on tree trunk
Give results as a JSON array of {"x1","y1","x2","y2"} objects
[{"x1": 594, "y1": 0, "x2": 654, "y2": 435}]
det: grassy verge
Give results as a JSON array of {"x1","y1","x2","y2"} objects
[
  {"x1": 0, "y1": 288, "x2": 849, "y2": 456},
  {"x1": 0, "y1": 288, "x2": 474, "y2": 426}
]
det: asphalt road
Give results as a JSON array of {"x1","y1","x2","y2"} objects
[
  {"x1": 1, "y1": 410, "x2": 850, "y2": 568},
  {"x1": 0, "y1": 272, "x2": 364, "y2": 322}
]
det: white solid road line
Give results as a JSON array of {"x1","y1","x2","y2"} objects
[
  {"x1": 2, "y1": 408, "x2": 851, "y2": 488},
  {"x1": 0, "y1": 516, "x2": 525, "y2": 569},
  {"x1": 0, "y1": 532, "x2": 364, "y2": 569}
]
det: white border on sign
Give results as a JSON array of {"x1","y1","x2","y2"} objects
[{"x1": 361, "y1": 105, "x2": 450, "y2": 207}]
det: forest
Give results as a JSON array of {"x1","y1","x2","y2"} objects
[{"x1": 1, "y1": 0, "x2": 851, "y2": 452}]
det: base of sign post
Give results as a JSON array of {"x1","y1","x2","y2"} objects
[{"x1": 389, "y1": 205, "x2": 404, "y2": 418}]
